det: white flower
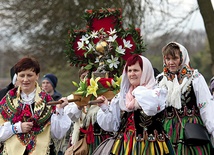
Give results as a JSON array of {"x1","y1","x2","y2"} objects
[
  {"x1": 80, "y1": 34, "x2": 90, "y2": 44},
  {"x1": 123, "y1": 39, "x2": 133, "y2": 49},
  {"x1": 90, "y1": 31, "x2": 99, "y2": 38},
  {"x1": 77, "y1": 41, "x2": 84, "y2": 50},
  {"x1": 107, "y1": 28, "x2": 117, "y2": 35},
  {"x1": 107, "y1": 55, "x2": 120, "y2": 69},
  {"x1": 95, "y1": 57, "x2": 100, "y2": 63},
  {"x1": 116, "y1": 45, "x2": 125, "y2": 55},
  {"x1": 106, "y1": 34, "x2": 117, "y2": 42},
  {"x1": 86, "y1": 43, "x2": 94, "y2": 52}
]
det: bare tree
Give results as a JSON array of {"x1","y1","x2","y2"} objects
[
  {"x1": 0, "y1": 0, "x2": 144, "y2": 94},
  {"x1": 197, "y1": 0, "x2": 214, "y2": 74}
]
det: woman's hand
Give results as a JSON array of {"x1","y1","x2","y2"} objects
[
  {"x1": 96, "y1": 95, "x2": 108, "y2": 107},
  {"x1": 21, "y1": 122, "x2": 33, "y2": 133},
  {"x1": 77, "y1": 105, "x2": 84, "y2": 110},
  {"x1": 56, "y1": 97, "x2": 68, "y2": 109}
]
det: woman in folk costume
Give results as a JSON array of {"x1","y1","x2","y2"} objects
[
  {"x1": 157, "y1": 42, "x2": 214, "y2": 154},
  {"x1": 64, "y1": 67, "x2": 112, "y2": 155},
  {"x1": 0, "y1": 56, "x2": 71, "y2": 155},
  {"x1": 96, "y1": 54, "x2": 175, "y2": 155}
]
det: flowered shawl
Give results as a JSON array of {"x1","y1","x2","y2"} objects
[{"x1": 0, "y1": 82, "x2": 55, "y2": 154}]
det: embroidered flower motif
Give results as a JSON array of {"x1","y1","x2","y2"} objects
[
  {"x1": 163, "y1": 67, "x2": 168, "y2": 73},
  {"x1": 1, "y1": 110, "x2": 9, "y2": 119},
  {"x1": 23, "y1": 106, "x2": 32, "y2": 117},
  {"x1": 157, "y1": 105, "x2": 161, "y2": 111},
  {"x1": 198, "y1": 102, "x2": 206, "y2": 109},
  {"x1": 181, "y1": 68, "x2": 187, "y2": 74},
  {"x1": 9, "y1": 90, "x2": 15, "y2": 97}
]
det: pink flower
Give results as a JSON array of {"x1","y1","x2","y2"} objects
[
  {"x1": 1, "y1": 111, "x2": 8, "y2": 119},
  {"x1": 0, "y1": 97, "x2": 6, "y2": 105},
  {"x1": 27, "y1": 144, "x2": 32, "y2": 150},
  {"x1": 9, "y1": 90, "x2": 15, "y2": 97},
  {"x1": 46, "y1": 95, "x2": 52, "y2": 102},
  {"x1": 34, "y1": 114, "x2": 39, "y2": 120}
]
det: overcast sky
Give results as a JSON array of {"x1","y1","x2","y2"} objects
[{"x1": 182, "y1": 0, "x2": 214, "y2": 30}]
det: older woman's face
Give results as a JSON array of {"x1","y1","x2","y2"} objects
[
  {"x1": 17, "y1": 69, "x2": 39, "y2": 94},
  {"x1": 127, "y1": 61, "x2": 142, "y2": 88}
]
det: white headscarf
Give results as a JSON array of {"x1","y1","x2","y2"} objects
[
  {"x1": 159, "y1": 42, "x2": 194, "y2": 109},
  {"x1": 119, "y1": 55, "x2": 156, "y2": 111}
]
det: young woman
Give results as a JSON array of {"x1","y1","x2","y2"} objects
[
  {"x1": 96, "y1": 54, "x2": 174, "y2": 155},
  {"x1": 0, "y1": 56, "x2": 71, "y2": 155},
  {"x1": 157, "y1": 42, "x2": 214, "y2": 154}
]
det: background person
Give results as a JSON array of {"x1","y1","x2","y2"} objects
[
  {"x1": 0, "y1": 56, "x2": 71, "y2": 155},
  {"x1": 0, "y1": 66, "x2": 19, "y2": 101},
  {"x1": 157, "y1": 42, "x2": 214, "y2": 154},
  {"x1": 42, "y1": 73, "x2": 62, "y2": 101},
  {"x1": 42, "y1": 73, "x2": 68, "y2": 155},
  {"x1": 96, "y1": 54, "x2": 174, "y2": 154}
]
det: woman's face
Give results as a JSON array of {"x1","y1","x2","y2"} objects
[
  {"x1": 127, "y1": 61, "x2": 142, "y2": 88},
  {"x1": 164, "y1": 52, "x2": 181, "y2": 73},
  {"x1": 17, "y1": 69, "x2": 39, "y2": 94}
]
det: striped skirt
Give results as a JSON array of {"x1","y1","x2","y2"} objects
[
  {"x1": 110, "y1": 129, "x2": 175, "y2": 155},
  {"x1": 164, "y1": 116, "x2": 213, "y2": 155}
]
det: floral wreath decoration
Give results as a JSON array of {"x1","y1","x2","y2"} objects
[{"x1": 65, "y1": 8, "x2": 146, "y2": 102}]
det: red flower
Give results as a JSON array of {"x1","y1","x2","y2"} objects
[
  {"x1": 86, "y1": 10, "x2": 93, "y2": 14},
  {"x1": 34, "y1": 114, "x2": 39, "y2": 120},
  {"x1": 163, "y1": 67, "x2": 168, "y2": 73},
  {"x1": 0, "y1": 97, "x2": 6, "y2": 105},
  {"x1": 27, "y1": 143, "x2": 33, "y2": 151},
  {"x1": 91, "y1": 16, "x2": 119, "y2": 32},
  {"x1": 32, "y1": 126, "x2": 41, "y2": 132},
  {"x1": 9, "y1": 90, "x2": 15, "y2": 97},
  {"x1": 46, "y1": 94, "x2": 52, "y2": 102},
  {"x1": 1, "y1": 111, "x2": 8, "y2": 119},
  {"x1": 98, "y1": 78, "x2": 113, "y2": 88}
]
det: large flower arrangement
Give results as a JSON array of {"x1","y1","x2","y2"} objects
[
  {"x1": 65, "y1": 8, "x2": 146, "y2": 77},
  {"x1": 65, "y1": 8, "x2": 146, "y2": 100}
]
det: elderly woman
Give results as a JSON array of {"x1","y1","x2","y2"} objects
[
  {"x1": 96, "y1": 54, "x2": 174, "y2": 155},
  {"x1": 157, "y1": 42, "x2": 214, "y2": 154},
  {"x1": 0, "y1": 56, "x2": 71, "y2": 155}
]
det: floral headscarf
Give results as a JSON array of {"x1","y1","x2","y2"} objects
[
  {"x1": 159, "y1": 42, "x2": 194, "y2": 109},
  {"x1": 163, "y1": 42, "x2": 193, "y2": 83},
  {"x1": 119, "y1": 55, "x2": 156, "y2": 111}
]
